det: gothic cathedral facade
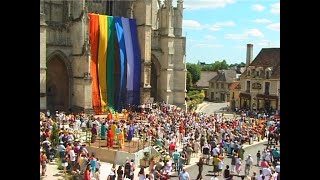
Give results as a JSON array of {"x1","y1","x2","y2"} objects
[{"x1": 40, "y1": 0, "x2": 187, "y2": 113}]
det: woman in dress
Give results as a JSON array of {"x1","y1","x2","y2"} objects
[
  {"x1": 138, "y1": 167, "x2": 145, "y2": 180},
  {"x1": 235, "y1": 156, "x2": 242, "y2": 175},
  {"x1": 108, "y1": 165, "x2": 116, "y2": 180},
  {"x1": 117, "y1": 165, "x2": 124, "y2": 180}
]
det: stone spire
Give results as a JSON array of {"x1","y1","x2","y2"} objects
[
  {"x1": 177, "y1": 0, "x2": 183, "y2": 8},
  {"x1": 165, "y1": 0, "x2": 173, "y2": 8},
  {"x1": 174, "y1": 0, "x2": 183, "y2": 37}
]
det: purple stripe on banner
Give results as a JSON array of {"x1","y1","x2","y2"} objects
[
  {"x1": 129, "y1": 19, "x2": 141, "y2": 106},
  {"x1": 122, "y1": 17, "x2": 134, "y2": 106}
]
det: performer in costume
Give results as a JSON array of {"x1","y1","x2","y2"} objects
[
  {"x1": 127, "y1": 123, "x2": 134, "y2": 142},
  {"x1": 107, "y1": 127, "x2": 113, "y2": 148},
  {"x1": 111, "y1": 122, "x2": 118, "y2": 142},
  {"x1": 118, "y1": 126, "x2": 125, "y2": 149},
  {"x1": 100, "y1": 122, "x2": 107, "y2": 140}
]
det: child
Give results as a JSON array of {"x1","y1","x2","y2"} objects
[
  {"x1": 218, "y1": 158, "x2": 224, "y2": 176},
  {"x1": 256, "y1": 150, "x2": 261, "y2": 166}
]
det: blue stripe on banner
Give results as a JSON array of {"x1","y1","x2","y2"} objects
[
  {"x1": 114, "y1": 17, "x2": 127, "y2": 112},
  {"x1": 129, "y1": 19, "x2": 141, "y2": 106},
  {"x1": 121, "y1": 17, "x2": 134, "y2": 106}
]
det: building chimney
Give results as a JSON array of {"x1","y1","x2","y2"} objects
[{"x1": 246, "y1": 44, "x2": 253, "y2": 67}]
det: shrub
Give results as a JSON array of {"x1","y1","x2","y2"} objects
[{"x1": 50, "y1": 123, "x2": 60, "y2": 147}]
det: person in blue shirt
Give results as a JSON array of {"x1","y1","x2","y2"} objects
[
  {"x1": 172, "y1": 149, "x2": 180, "y2": 171},
  {"x1": 272, "y1": 148, "x2": 280, "y2": 162},
  {"x1": 100, "y1": 122, "x2": 107, "y2": 140},
  {"x1": 179, "y1": 168, "x2": 190, "y2": 180}
]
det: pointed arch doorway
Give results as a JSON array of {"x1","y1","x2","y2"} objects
[{"x1": 46, "y1": 51, "x2": 72, "y2": 112}]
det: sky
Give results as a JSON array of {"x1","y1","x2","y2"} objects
[{"x1": 174, "y1": 0, "x2": 280, "y2": 64}]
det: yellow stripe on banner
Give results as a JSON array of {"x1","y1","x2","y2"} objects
[{"x1": 98, "y1": 15, "x2": 108, "y2": 112}]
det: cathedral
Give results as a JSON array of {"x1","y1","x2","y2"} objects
[{"x1": 40, "y1": 0, "x2": 187, "y2": 113}]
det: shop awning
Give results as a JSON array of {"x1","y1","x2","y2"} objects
[
  {"x1": 239, "y1": 93, "x2": 251, "y2": 99},
  {"x1": 256, "y1": 94, "x2": 279, "y2": 100}
]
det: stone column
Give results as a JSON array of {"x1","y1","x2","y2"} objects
[
  {"x1": 134, "y1": 0, "x2": 152, "y2": 104},
  {"x1": 40, "y1": 13, "x2": 47, "y2": 111},
  {"x1": 70, "y1": 0, "x2": 93, "y2": 112},
  {"x1": 172, "y1": 36, "x2": 187, "y2": 110}
]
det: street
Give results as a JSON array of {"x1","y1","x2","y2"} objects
[
  {"x1": 169, "y1": 141, "x2": 279, "y2": 180},
  {"x1": 196, "y1": 102, "x2": 229, "y2": 115}
]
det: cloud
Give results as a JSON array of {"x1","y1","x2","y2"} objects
[
  {"x1": 235, "y1": 45, "x2": 247, "y2": 50},
  {"x1": 252, "y1": 4, "x2": 265, "y2": 11},
  {"x1": 257, "y1": 39, "x2": 271, "y2": 46},
  {"x1": 183, "y1": 0, "x2": 236, "y2": 10},
  {"x1": 270, "y1": 2, "x2": 280, "y2": 15},
  {"x1": 266, "y1": 23, "x2": 280, "y2": 31},
  {"x1": 225, "y1": 28, "x2": 264, "y2": 40},
  {"x1": 253, "y1": 18, "x2": 272, "y2": 24},
  {"x1": 209, "y1": 21, "x2": 236, "y2": 31},
  {"x1": 204, "y1": 35, "x2": 216, "y2": 40},
  {"x1": 183, "y1": 20, "x2": 206, "y2": 30},
  {"x1": 225, "y1": 34, "x2": 247, "y2": 40},
  {"x1": 245, "y1": 29, "x2": 264, "y2": 37},
  {"x1": 193, "y1": 43, "x2": 224, "y2": 48}
]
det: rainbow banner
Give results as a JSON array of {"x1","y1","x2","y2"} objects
[
  {"x1": 130, "y1": 19, "x2": 141, "y2": 106},
  {"x1": 89, "y1": 14, "x2": 101, "y2": 114},
  {"x1": 115, "y1": 17, "x2": 127, "y2": 112},
  {"x1": 98, "y1": 15, "x2": 108, "y2": 112},
  {"x1": 88, "y1": 14, "x2": 141, "y2": 113},
  {"x1": 122, "y1": 17, "x2": 134, "y2": 106},
  {"x1": 106, "y1": 16, "x2": 115, "y2": 112}
]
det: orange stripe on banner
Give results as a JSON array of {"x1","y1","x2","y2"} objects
[
  {"x1": 89, "y1": 13, "x2": 101, "y2": 114},
  {"x1": 98, "y1": 15, "x2": 108, "y2": 112}
]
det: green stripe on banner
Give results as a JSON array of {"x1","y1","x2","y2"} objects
[{"x1": 107, "y1": 16, "x2": 115, "y2": 112}]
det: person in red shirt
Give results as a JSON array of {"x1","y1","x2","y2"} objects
[
  {"x1": 40, "y1": 151, "x2": 48, "y2": 176},
  {"x1": 268, "y1": 125, "x2": 275, "y2": 133},
  {"x1": 84, "y1": 165, "x2": 91, "y2": 180},
  {"x1": 107, "y1": 111, "x2": 113, "y2": 120},
  {"x1": 107, "y1": 127, "x2": 113, "y2": 148},
  {"x1": 260, "y1": 159, "x2": 268, "y2": 168},
  {"x1": 169, "y1": 142, "x2": 176, "y2": 156}
]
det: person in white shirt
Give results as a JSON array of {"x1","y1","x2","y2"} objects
[
  {"x1": 244, "y1": 154, "x2": 253, "y2": 176},
  {"x1": 262, "y1": 166, "x2": 272, "y2": 180},
  {"x1": 275, "y1": 162, "x2": 280, "y2": 173},
  {"x1": 81, "y1": 120, "x2": 87, "y2": 132},
  {"x1": 264, "y1": 151, "x2": 271, "y2": 162},
  {"x1": 69, "y1": 147, "x2": 76, "y2": 171},
  {"x1": 212, "y1": 146, "x2": 220, "y2": 157},
  {"x1": 210, "y1": 175, "x2": 219, "y2": 180}
]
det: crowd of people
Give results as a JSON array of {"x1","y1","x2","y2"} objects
[{"x1": 40, "y1": 102, "x2": 280, "y2": 180}]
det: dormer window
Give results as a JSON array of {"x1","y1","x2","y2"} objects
[
  {"x1": 247, "y1": 70, "x2": 251, "y2": 76},
  {"x1": 251, "y1": 69, "x2": 256, "y2": 77},
  {"x1": 256, "y1": 71, "x2": 260, "y2": 77},
  {"x1": 265, "y1": 67, "x2": 273, "y2": 79}
]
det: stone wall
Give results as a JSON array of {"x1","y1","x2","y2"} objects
[
  {"x1": 40, "y1": 13, "x2": 47, "y2": 110},
  {"x1": 86, "y1": 146, "x2": 156, "y2": 166}
]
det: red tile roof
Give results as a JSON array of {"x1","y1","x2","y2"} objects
[
  {"x1": 229, "y1": 81, "x2": 240, "y2": 90},
  {"x1": 240, "y1": 48, "x2": 280, "y2": 79}
]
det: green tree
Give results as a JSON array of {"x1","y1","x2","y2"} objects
[
  {"x1": 220, "y1": 60, "x2": 229, "y2": 69},
  {"x1": 229, "y1": 62, "x2": 246, "y2": 68},
  {"x1": 186, "y1": 71, "x2": 193, "y2": 91},
  {"x1": 187, "y1": 63, "x2": 201, "y2": 85},
  {"x1": 50, "y1": 123, "x2": 60, "y2": 147}
]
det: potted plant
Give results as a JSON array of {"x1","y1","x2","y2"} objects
[{"x1": 140, "y1": 152, "x2": 150, "y2": 167}]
